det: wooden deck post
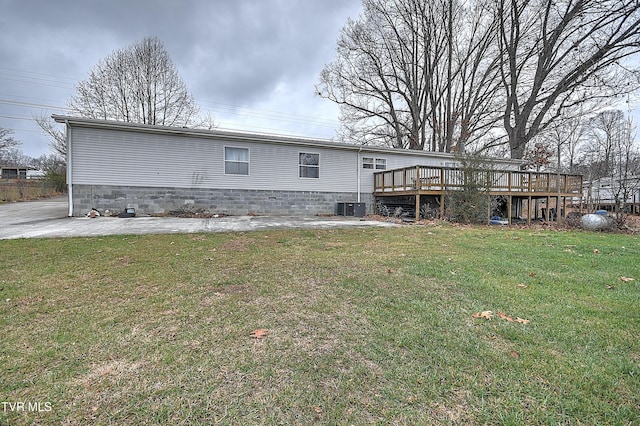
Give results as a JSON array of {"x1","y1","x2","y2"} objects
[
  {"x1": 507, "y1": 195, "x2": 512, "y2": 225},
  {"x1": 415, "y1": 193, "x2": 420, "y2": 220},
  {"x1": 527, "y1": 196, "x2": 532, "y2": 226},
  {"x1": 440, "y1": 194, "x2": 445, "y2": 219},
  {"x1": 546, "y1": 196, "x2": 550, "y2": 221}
]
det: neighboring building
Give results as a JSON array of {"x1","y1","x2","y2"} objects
[
  {"x1": 0, "y1": 165, "x2": 28, "y2": 179},
  {"x1": 26, "y1": 170, "x2": 46, "y2": 179},
  {"x1": 53, "y1": 115, "x2": 524, "y2": 217},
  {"x1": 583, "y1": 176, "x2": 640, "y2": 214}
]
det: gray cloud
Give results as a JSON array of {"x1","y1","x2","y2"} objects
[{"x1": 0, "y1": 0, "x2": 361, "y2": 157}]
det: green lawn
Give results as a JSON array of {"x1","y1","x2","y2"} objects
[{"x1": 1, "y1": 225, "x2": 639, "y2": 425}]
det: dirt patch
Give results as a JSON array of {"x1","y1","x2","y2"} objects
[
  {"x1": 219, "y1": 238, "x2": 257, "y2": 252},
  {"x1": 73, "y1": 359, "x2": 143, "y2": 389}
]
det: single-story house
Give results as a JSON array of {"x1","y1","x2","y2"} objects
[{"x1": 53, "y1": 115, "x2": 526, "y2": 217}]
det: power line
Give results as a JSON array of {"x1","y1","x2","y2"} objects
[
  {"x1": 0, "y1": 98, "x2": 71, "y2": 111},
  {"x1": 0, "y1": 66, "x2": 78, "y2": 82},
  {"x1": 0, "y1": 114, "x2": 37, "y2": 121},
  {"x1": 0, "y1": 68, "x2": 339, "y2": 129},
  {"x1": 0, "y1": 73, "x2": 340, "y2": 137}
]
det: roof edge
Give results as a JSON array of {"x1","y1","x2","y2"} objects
[{"x1": 51, "y1": 115, "x2": 522, "y2": 164}]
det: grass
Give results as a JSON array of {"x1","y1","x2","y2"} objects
[
  {"x1": 0, "y1": 180, "x2": 60, "y2": 203},
  {"x1": 1, "y1": 225, "x2": 639, "y2": 424}
]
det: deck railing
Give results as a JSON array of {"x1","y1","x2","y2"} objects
[{"x1": 374, "y1": 165, "x2": 583, "y2": 195}]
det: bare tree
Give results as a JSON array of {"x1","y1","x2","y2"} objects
[
  {"x1": 610, "y1": 116, "x2": 640, "y2": 219},
  {"x1": 542, "y1": 116, "x2": 587, "y2": 174},
  {"x1": 34, "y1": 115, "x2": 67, "y2": 157},
  {"x1": 579, "y1": 109, "x2": 640, "y2": 217},
  {"x1": 68, "y1": 37, "x2": 202, "y2": 127},
  {"x1": 587, "y1": 110, "x2": 625, "y2": 178},
  {"x1": 317, "y1": 0, "x2": 501, "y2": 152},
  {"x1": 496, "y1": 0, "x2": 640, "y2": 159},
  {"x1": 0, "y1": 127, "x2": 20, "y2": 153},
  {"x1": 69, "y1": 37, "x2": 212, "y2": 127},
  {"x1": 37, "y1": 37, "x2": 215, "y2": 158}
]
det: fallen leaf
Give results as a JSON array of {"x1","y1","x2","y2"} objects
[
  {"x1": 250, "y1": 329, "x2": 269, "y2": 339},
  {"x1": 472, "y1": 311, "x2": 493, "y2": 320},
  {"x1": 606, "y1": 285, "x2": 615, "y2": 290},
  {"x1": 386, "y1": 268, "x2": 392, "y2": 274},
  {"x1": 593, "y1": 249, "x2": 600, "y2": 254},
  {"x1": 528, "y1": 272, "x2": 537, "y2": 277},
  {"x1": 513, "y1": 317, "x2": 530, "y2": 324},
  {"x1": 619, "y1": 276, "x2": 635, "y2": 282},
  {"x1": 516, "y1": 284, "x2": 528, "y2": 289},
  {"x1": 509, "y1": 350, "x2": 520, "y2": 359}
]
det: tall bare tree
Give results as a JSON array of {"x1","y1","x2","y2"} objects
[
  {"x1": 69, "y1": 37, "x2": 202, "y2": 127},
  {"x1": 496, "y1": 0, "x2": 640, "y2": 159},
  {"x1": 37, "y1": 37, "x2": 214, "y2": 159},
  {"x1": 542, "y1": 116, "x2": 587, "y2": 174},
  {"x1": 587, "y1": 110, "x2": 626, "y2": 178},
  {"x1": 321, "y1": 0, "x2": 640, "y2": 159},
  {"x1": 317, "y1": 0, "x2": 500, "y2": 152}
]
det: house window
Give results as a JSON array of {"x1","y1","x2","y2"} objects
[
  {"x1": 299, "y1": 153, "x2": 319, "y2": 178},
  {"x1": 224, "y1": 147, "x2": 249, "y2": 175},
  {"x1": 363, "y1": 157, "x2": 386, "y2": 170}
]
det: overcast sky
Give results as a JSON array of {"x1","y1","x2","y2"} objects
[{"x1": 0, "y1": 0, "x2": 363, "y2": 158}]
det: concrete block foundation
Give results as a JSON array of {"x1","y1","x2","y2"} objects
[{"x1": 71, "y1": 185, "x2": 374, "y2": 217}]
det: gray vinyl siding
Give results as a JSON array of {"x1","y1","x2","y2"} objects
[
  {"x1": 69, "y1": 122, "x2": 521, "y2": 195},
  {"x1": 71, "y1": 127, "x2": 358, "y2": 192}
]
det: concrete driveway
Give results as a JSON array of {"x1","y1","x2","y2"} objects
[{"x1": 0, "y1": 196, "x2": 398, "y2": 240}]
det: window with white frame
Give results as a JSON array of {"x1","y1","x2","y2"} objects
[
  {"x1": 363, "y1": 157, "x2": 386, "y2": 170},
  {"x1": 362, "y1": 157, "x2": 374, "y2": 169},
  {"x1": 224, "y1": 147, "x2": 249, "y2": 175},
  {"x1": 299, "y1": 152, "x2": 319, "y2": 178}
]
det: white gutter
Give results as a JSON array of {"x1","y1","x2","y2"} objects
[
  {"x1": 65, "y1": 120, "x2": 73, "y2": 217},
  {"x1": 357, "y1": 146, "x2": 362, "y2": 202}
]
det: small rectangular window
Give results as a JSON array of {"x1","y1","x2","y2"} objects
[
  {"x1": 299, "y1": 153, "x2": 319, "y2": 178},
  {"x1": 225, "y1": 147, "x2": 249, "y2": 175},
  {"x1": 363, "y1": 157, "x2": 386, "y2": 169}
]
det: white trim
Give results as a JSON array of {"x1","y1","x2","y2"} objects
[
  {"x1": 357, "y1": 147, "x2": 362, "y2": 202},
  {"x1": 223, "y1": 146, "x2": 250, "y2": 176},
  {"x1": 66, "y1": 121, "x2": 73, "y2": 217},
  {"x1": 298, "y1": 151, "x2": 320, "y2": 179}
]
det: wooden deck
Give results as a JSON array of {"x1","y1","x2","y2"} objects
[{"x1": 373, "y1": 165, "x2": 583, "y2": 224}]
